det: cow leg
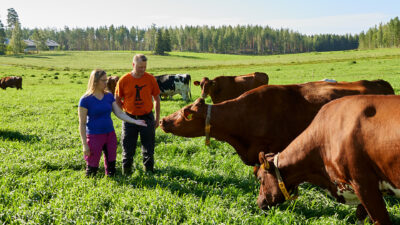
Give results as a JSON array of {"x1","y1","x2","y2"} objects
[
  {"x1": 182, "y1": 93, "x2": 188, "y2": 101},
  {"x1": 352, "y1": 182, "x2": 391, "y2": 225}
]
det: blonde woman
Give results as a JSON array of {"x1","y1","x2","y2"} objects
[{"x1": 78, "y1": 69, "x2": 146, "y2": 177}]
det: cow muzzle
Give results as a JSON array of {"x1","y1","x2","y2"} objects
[{"x1": 159, "y1": 118, "x2": 170, "y2": 133}]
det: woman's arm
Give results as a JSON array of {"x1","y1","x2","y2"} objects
[
  {"x1": 112, "y1": 102, "x2": 147, "y2": 126},
  {"x1": 78, "y1": 107, "x2": 90, "y2": 156}
]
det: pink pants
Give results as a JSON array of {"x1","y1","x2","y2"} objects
[{"x1": 85, "y1": 131, "x2": 117, "y2": 174}]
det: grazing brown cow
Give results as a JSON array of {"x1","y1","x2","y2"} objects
[
  {"x1": 255, "y1": 95, "x2": 400, "y2": 225},
  {"x1": 106, "y1": 76, "x2": 119, "y2": 95},
  {"x1": 193, "y1": 72, "x2": 269, "y2": 103},
  {"x1": 160, "y1": 80, "x2": 394, "y2": 166},
  {"x1": 0, "y1": 76, "x2": 23, "y2": 90}
]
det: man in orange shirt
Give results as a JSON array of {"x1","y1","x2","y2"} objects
[{"x1": 115, "y1": 54, "x2": 161, "y2": 174}]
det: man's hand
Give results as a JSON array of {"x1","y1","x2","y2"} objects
[{"x1": 154, "y1": 117, "x2": 160, "y2": 129}]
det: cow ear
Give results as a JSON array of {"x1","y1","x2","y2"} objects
[
  {"x1": 193, "y1": 81, "x2": 200, "y2": 86},
  {"x1": 259, "y1": 152, "x2": 266, "y2": 165},
  {"x1": 211, "y1": 80, "x2": 216, "y2": 86},
  {"x1": 183, "y1": 108, "x2": 194, "y2": 120},
  {"x1": 259, "y1": 152, "x2": 271, "y2": 170}
]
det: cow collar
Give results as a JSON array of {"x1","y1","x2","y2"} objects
[
  {"x1": 273, "y1": 153, "x2": 299, "y2": 201},
  {"x1": 205, "y1": 104, "x2": 212, "y2": 145}
]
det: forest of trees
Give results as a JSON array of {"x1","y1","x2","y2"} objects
[
  {"x1": 3, "y1": 24, "x2": 359, "y2": 55},
  {"x1": 1, "y1": 8, "x2": 399, "y2": 55},
  {"x1": 358, "y1": 17, "x2": 400, "y2": 49}
]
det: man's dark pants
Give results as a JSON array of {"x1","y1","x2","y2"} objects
[{"x1": 121, "y1": 112, "x2": 155, "y2": 173}]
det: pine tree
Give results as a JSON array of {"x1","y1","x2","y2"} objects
[
  {"x1": 154, "y1": 29, "x2": 164, "y2": 55},
  {"x1": 0, "y1": 19, "x2": 6, "y2": 55},
  {"x1": 7, "y1": 8, "x2": 19, "y2": 30},
  {"x1": 163, "y1": 29, "x2": 171, "y2": 52}
]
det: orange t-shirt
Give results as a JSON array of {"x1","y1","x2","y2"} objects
[{"x1": 115, "y1": 72, "x2": 160, "y2": 115}]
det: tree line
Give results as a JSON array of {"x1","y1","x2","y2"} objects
[
  {"x1": 358, "y1": 17, "x2": 400, "y2": 49},
  {"x1": 1, "y1": 8, "x2": 399, "y2": 55}
]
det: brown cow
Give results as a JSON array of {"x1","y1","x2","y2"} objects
[
  {"x1": 0, "y1": 76, "x2": 23, "y2": 90},
  {"x1": 160, "y1": 80, "x2": 394, "y2": 166},
  {"x1": 106, "y1": 76, "x2": 119, "y2": 95},
  {"x1": 193, "y1": 72, "x2": 269, "y2": 103},
  {"x1": 255, "y1": 95, "x2": 400, "y2": 225}
]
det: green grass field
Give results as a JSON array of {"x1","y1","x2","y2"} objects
[{"x1": 1, "y1": 49, "x2": 400, "y2": 224}]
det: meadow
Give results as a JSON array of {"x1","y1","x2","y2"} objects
[{"x1": 1, "y1": 49, "x2": 400, "y2": 224}]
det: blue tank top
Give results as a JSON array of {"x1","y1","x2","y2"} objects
[{"x1": 79, "y1": 93, "x2": 115, "y2": 134}]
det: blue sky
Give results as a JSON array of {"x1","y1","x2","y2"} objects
[{"x1": 1, "y1": 0, "x2": 399, "y2": 35}]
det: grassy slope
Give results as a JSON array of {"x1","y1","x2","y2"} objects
[{"x1": 0, "y1": 49, "x2": 400, "y2": 224}]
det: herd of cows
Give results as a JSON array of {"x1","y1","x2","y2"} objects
[
  {"x1": 2, "y1": 71, "x2": 399, "y2": 224},
  {"x1": 158, "y1": 73, "x2": 398, "y2": 225}
]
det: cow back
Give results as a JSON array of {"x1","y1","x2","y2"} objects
[{"x1": 211, "y1": 72, "x2": 269, "y2": 103}]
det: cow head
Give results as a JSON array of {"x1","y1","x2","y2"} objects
[
  {"x1": 193, "y1": 77, "x2": 215, "y2": 99},
  {"x1": 254, "y1": 152, "x2": 285, "y2": 209},
  {"x1": 160, "y1": 98, "x2": 208, "y2": 137},
  {"x1": 106, "y1": 76, "x2": 119, "y2": 95}
]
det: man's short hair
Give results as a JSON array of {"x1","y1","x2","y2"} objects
[{"x1": 133, "y1": 54, "x2": 147, "y2": 64}]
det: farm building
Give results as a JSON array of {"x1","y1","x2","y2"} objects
[{"x1": 4, "y1": 38, "x2": 60, "y2": 51}]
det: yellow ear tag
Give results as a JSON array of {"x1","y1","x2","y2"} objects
[
  {"x1": 187, "y1": 114, "x2": 193, "y2": 120},
  {"x1": 261, "y1": 161, "x2": 270, "y2": 170}
]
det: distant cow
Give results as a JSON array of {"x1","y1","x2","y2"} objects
[
  {"x1": 193, "y1": 72, "x2": 269, "y2": 103},
  {"x1": 255, "y1": 95, "x2": 400, "y2": 225},
  {"x1": 321, "y1": 78, "x2": 337, "y2": 83},
  {"x1": 160, "y1": 80, "x2": 394, "y2": 166},
  {"x1": 0, "y1": 76, "x2": 23, "y2": 90},
  {"x1": 155, "y1": 74, "x2": 191, "y2": 101},
  {"x1": 106, "y1": 76, "x2": 119, "y2": 95}
]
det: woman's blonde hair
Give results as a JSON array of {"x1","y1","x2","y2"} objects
[{"x1": 84, "y1": 69, "x2": 107, "y2": 96}]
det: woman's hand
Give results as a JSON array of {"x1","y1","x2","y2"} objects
[
  {"x1": 112, "y1": 102, "x2": 147, "y2": 127},
  {"x1": 83, "y1": 144, "x2": 90, "y2": 156},
  {"x1": 135, "y1": 119, "x2": 147, "y2": 127}
]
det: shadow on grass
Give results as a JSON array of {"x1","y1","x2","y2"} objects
[
  {"x1": 290, "y1": 199, "x2": 400, "y2": 224},
  {"x1": 287, "y1": 200, "x2": 357, "y2": 223},
  {"x1": 5, "y1": 53, "x2": 68, "y2": 58},
  {"x1": 171, "y1": 54, "x2": 202, "y2": 59},
  {"x1": 41, "y1": 161, "x2": 85, "y2": 172},
  {"x1": 0, "y1": 129, "x2": 40, "y2": 142},
  {"x1": 279, "y1": 184, "x2": 400, "y2": 223},
  {"x1": 111, "y1": 165, "x2": 258, "y2": 200},
  {"x1": 5, "y1": 160, "x2": 86, "y2": 177}
]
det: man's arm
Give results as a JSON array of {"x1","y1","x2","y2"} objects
[{"x1": 154, "y1": 95, "x2": 161, "y2": 129}]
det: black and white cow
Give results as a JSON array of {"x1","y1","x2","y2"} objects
[{"x1": 155, "y1": 74, "x2": 191, "y2": 101}]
